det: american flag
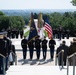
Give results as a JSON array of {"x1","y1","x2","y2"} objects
[{"x1": 44, "y1": 22, "x2": 53, "y2": 39}]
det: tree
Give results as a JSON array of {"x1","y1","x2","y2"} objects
[
  {"x1": 0, "y1": 15, "x2": 25, "y2": 31},
  {"x1": 0, "y1": 11, "x2": 5, "y2": 15},
  {"x1": 25, "y1": 18, "x2": 29, "y2": 25},
  {"x1": 71, "y1": 0, "x2": 76, "y2": 6},
  {"x1": 0, "y1": 16, "x2": 10, "y2": 31},
  {"x1": 73, "y1": 11, "x2": 76, "y2": 18},
  {"x1": 22, "y1": 16, "x2": 29, "y2": 25},
  {"x1": 34, "y1": 13, "x2": 38, "y2": 19},
  {"x1": 9, "y1": 16, "x2": 25, "y2": 30}
]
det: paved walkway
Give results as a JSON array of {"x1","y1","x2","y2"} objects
[{"x1": 11, "y1": 37, "x2": 73, "y2": 66}]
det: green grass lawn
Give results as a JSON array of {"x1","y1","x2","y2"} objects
[
  {"x1": 24, "y1": 30, "x2": 48, "y2": 37},
  {"x1": 24, "y1": 30, "x2": 30, "y2": 37}
]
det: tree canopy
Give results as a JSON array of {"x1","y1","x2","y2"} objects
[
  {"x1": 42, "y1": 11, "x2": 76, "y2": 32},
  {"x1": 71, "y1": 0, "x2": 76, "y2": 6},
  {"x1": 0, "y1": 11, "x2": 76, "y2": 33},
  {"x1": 0, "y1": 11, "x2": 5, "y2": 15},
  {"x1": 9, "y1": 16, "x2": 25, "y2": 30},
  {"x1": 0, "y1": 12, "x2": 25, "y2": 31}
]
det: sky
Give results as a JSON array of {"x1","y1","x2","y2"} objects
[{"x1": 0, "y1": 0, "x2": 76, "y2": 10}]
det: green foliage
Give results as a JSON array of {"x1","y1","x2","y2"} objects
[
  {"x1": 0, "y1": 11, "x2": 5, "y2": 15},
  {"x1": 22, "y1": 15, "x2": 30, "y2": 25},
  {"x1": 42, "y1": 12, "x2": 76, "y2": 31},
  {"x1": 49, "y1": 12, "x2": 63, "y2": 28},
  {"x1": 34, "y1": 13, "x2": 38, "y2": 19},
  {"x1": 0, "y1": 15, "x2": 25, "y2": 31},
  {"x1": 0, "y1": 11, "x2": 76, "y2": 33},
  {"x1": 25, "y1": 18, "x2": 29, "y2": 25},
  {"x1": 0, "y1": 16, "x2": 10, "y2": 31},
  {"x1": 9, "y1": 16, "x2": 25, "y2": 30},
  {"x1": 71, "y1": 0, "x2": 76, "y2": 6}
]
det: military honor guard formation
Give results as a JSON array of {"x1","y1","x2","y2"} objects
[{"x1": 0, "y1": 13, "x2": 76, "y2": 75}]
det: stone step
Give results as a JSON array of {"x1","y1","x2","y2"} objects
[{"x1": 6, "y1": 66, "x2": 75, "y2": 75}]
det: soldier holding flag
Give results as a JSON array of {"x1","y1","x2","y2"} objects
[
  {"x1": 28, "y1": 13, "x2": 38, "y2": 60},
  {"x1": 28, "y1": 39, "x2": 34, "y2": 60}
]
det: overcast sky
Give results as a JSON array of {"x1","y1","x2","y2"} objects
[{"x1": 0, "y1": 0, "x2": 76, "y2": 10}]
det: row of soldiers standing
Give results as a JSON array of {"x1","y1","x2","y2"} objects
[
  {"x1": 53, "y1": 28, "x2": 70, "y2": 40},
  {"x1": 0, "y1": 32, "x2": 16, "y2": 74},
  {"x1": 21, "y1": 36, "x2": 56, "y2": 61},
  {"x1": 7, "y1": 28, "x2": 24, "y2": 39},
  {"x1": 7, "y1": 28, "x2": 70, "y2": 40}
]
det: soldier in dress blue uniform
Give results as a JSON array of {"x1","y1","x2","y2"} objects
[
  {"x1": 42, "y1": 36, "x2": 48, "y2": 60},
  {"x1": 21, "y1": 36, "x2": 27, "y2": 60},
  {"x1": 0, "y1": 32, "x2": 6, "y2": 74},
  {"x1": 62, "y1": 29, "x2": 65, "y2": 39},
  {"x1": 59, "y1": 28, "x2": 62, "y2": 40},
  {"x1": 20, "y1": 30, "x2": 23, "y2": 39},
  {"x1": 3, "y1": 31, "x2": 11, "y2": 71},
  {"x1": 49, "y1": 37, "x2": 56, "y2": 60},
  {"x1": 11, "y1": 29, "x2": 15, "y2": 39},
  {"x1": 7, "y1": 28, "x2": 11, "y2": 38},
  {"x1": 66, "y1": 29, "x2": 70, "y2": 39},
  {"x1": 16, "y1": 29, "x2": 19, "y2": 39},
  {"x1": 35, "y1": 36, "x2": 41, "y2": 60},
  {"x1": 28, "y1": 39, "x2": 34, "y2": 60}
]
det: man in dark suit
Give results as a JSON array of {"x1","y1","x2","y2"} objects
[
  {"x1": 67, "y1": 38, "x2": 76, "y2": 65},
  {"x1": 35, "y1": 36, "x2": 41, "y2": 60},
  {"x1": 28, "y1": 39, "x2": 34, "y2": 60},
  {"x1": 42, "y1": 36, "x2": 48, "y2": 60},
  {"x1": 56, "y1": 41, "x2": 69, "y2": 66},
  {"x1": 21, "y1": 36, "x2": 27, "y2": 60}
]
